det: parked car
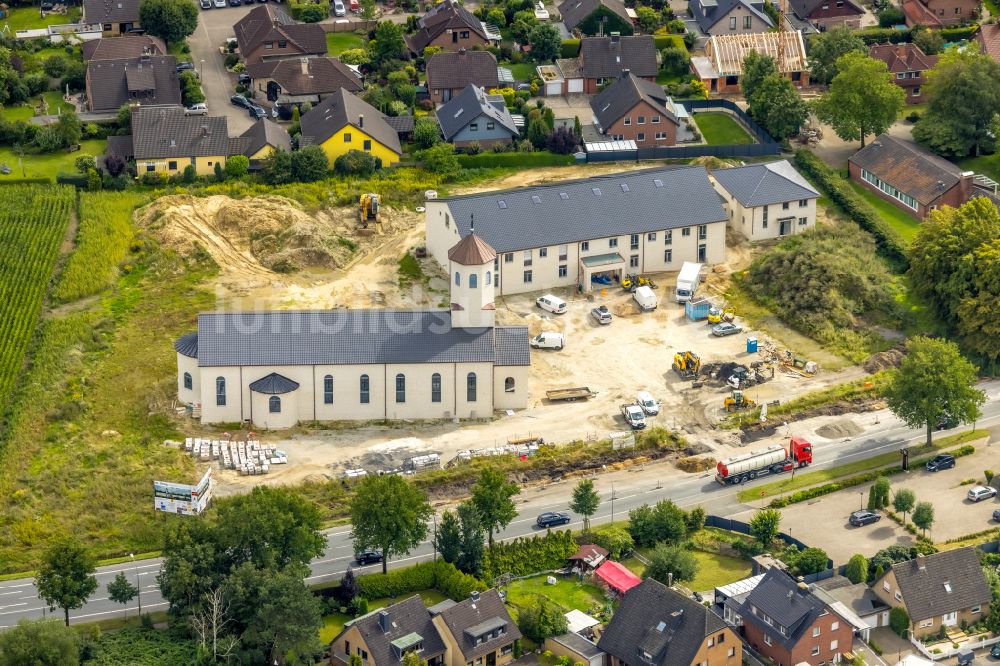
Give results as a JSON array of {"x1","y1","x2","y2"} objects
[
  {"x1": 228, "y1": 0, "x2": 242, "y2": 6},
  {"x1": 530, "y1": 332, "x2": 564, "y2": 350},
  {"x1": 993, "y1": 509, "x2": 1000, "y2": 522},
  {"x1": 350, "y1": 0, "x2": 360, "y2": 10},
  {"x1": 184, "y1": 103, "x2": 209, "y2": 116},
  {"x1": 355, "y1": 549, "x2": 383, "y2": 565},
  {"x1": 214, "y1": 0, "x2": 227, "y2": 6},
  {"x1": 849, "y1": 509, "x2": 881, "y2": 527},
  {"x1": 712, "y1": 322, "x2": 743, "y2": 337},
  {"x1": 925, "y1": 453, "x2": 955, "y2": 472},
  {"x1": 991, "y1": 642, "x2": 1000, "y2": 659},
  {"x1": 636, "y1": 391, "x2": 659, "y2": 416},
  {"x1": 620, "y1": 403, "x2": 647, "y2": 430},
  {"x1": 536, "y1": 294, "x2": 567, "y2": 314},
  {"x1": 333, "y1": 0, "x2": 346, "y2": 14},
  {"x1": 536, "y1": 512, "x2": 571, "y2": 528},
  {"x1": 200, "y1": 0, "x2": 213, "y2": 8},
  {"x1": 248, "y1": 104, "x2": 267, "y2": 119},
  {"x1": 968, "y1": 485, "x2": 998, "y2": 502},
  {"x1": 231, "y1": 94, "x2": 252, "y2": 109},
  {"x1": 591, "y1": 305, "x2": 612, "y2": 325},
  {"x1": 176, "y1": 62, "x2": 196, "y2": 73},
  {"x1": 238, "y1": 72, "x2": 252, "y2": 85}
]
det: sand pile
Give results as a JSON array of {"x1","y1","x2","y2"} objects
[
  {"x1": 816, "y1": 419, "x2": 863, "y2": 439},
  {"x1": 864, "y1": 348, "x2": 904, "y2": 373}
]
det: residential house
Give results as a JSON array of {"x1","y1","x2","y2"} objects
[
  {"x1": 299, "y1": 88, "x2": 402, "y2": 167},
  {"x1": 901, "y1": 0, "x2": 979, "y2": 26},
  {"x1": 710, "y1": 159, "x2": 819, "y2": 241},
  {"x1": 431, "y1": 590, "x2": 521, "y2": 666},
  {"x1": 869, "y1": 43, "x2": 937, "y2": 104},
  {"x1": 426, "y1": 50, "x2": 501, "y2": 104},
  {"x1": 330, "y1": 596, "x2": 449, "y2": 666},
  {"x1": 405, "y1": 0, "x2": 494, "y2": 55},
  {"x1": 590, "y1": 73, "x2": 680, "y2": 147},
  {"x1": 81, "y1": 35, "x2": 165, "y2": 61},
  {"x1": 690, "y1": 0, "x2": 775, "y2": 37},
  {"x1": 871, "y1": 549, "x2": 992, "y2": 640},
  {"x1": 559, "y1": 0, "x2": 635, "y2": 36},
  {"x1": 245, "y1": 56, "x2": 363, "y2": 106},
  {"x1": 690, "y1": 32, "x2": 808, "y2": 94},
  {"x1": 738, "y1": 568, "x2": 854, "y2": 666},
  {"x1": 539, "y1": 34, "x2": 657, "y2": 96},
  {"x1": 787, "y1": 0, "x2": 864, "y2": 30},
  {"x1": 83, "y1": 0, "x2": 140, "y2": 36},
  {"x1": 234, "y1": 5, "x2": 327, "y2": 66},
  {"x1": 814, "y1": 575, "x2": 891, "y2": 637},
  {"x1": 848, "y1": 133, "x2": 973, "y2": 218},
  {"x1": 238, "y1": 118, "x2": 291, "y2": 169},
  {"x1": 85, "y1": 55, "x2": 181, "y2": 112},
  {"x1": 598, "y1": 578, "x2": 742, "y2": 666},
  {"x1": 545, "y1": 632, "x2": 603, "y2": 666},
  {"x1": 437, "y1": 84, "x2": 519, "y2": 150},
  {"x1": 978, "y1": 22, "x2": 1000, "y2": 63},
  {"x1": 128, "y1": 106, "x2": 234, "y2": 176},
  {"x1": 424, "y1": 166, "x2": 729, "y2": 296}
]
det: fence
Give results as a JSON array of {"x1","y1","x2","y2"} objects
[
  {"x1": 704, "y1": 515, "x2": 835, "y2": 577},
  {"x1": 322, "y1": 19, "x2": 377, "y2": 32},
  {"x1": 910, "y1": 633, "x2": 1000, "y2": 661}
]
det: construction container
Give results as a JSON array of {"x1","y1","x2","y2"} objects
[
  {"x1": 685, "y1": 297, "x2": 711, "y2": 321},
  {"x1": 746, "y1": 336, "x2": 758, "y2": 353}
]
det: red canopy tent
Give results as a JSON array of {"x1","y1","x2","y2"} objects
[{"x1": 594, "y1": 560, "x2": 641, "y2": 595}]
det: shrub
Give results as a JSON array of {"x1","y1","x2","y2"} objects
[
  {"x1": 224, "y1": 154, "x2": 249, "y2": 179},
  {"x1": 877, "y1": 6, "x2": 905, "y2": 27},
  {"x1": 560, "y1": 39, "x2": 581, "y2": 58},
  {"x1": 297, "y1": 3, "x2": 328, "y2": 21},
  {"x1": 628, "y1": 500, "x2": 689, "y2": 548},
  {"x1": 413, "y1": 117, "x2": 441, "y2": 149},
  {"x1": 455, "y1": 152, "x2": 575, "y2": 168},
  {"x1": 845, "y1": 554, "x2": 868, "y2": 584},
  {"x1": 223, "y1": 53, "x2": 239, "y2": 69},
  {"x1": 985, "y1": 470, "x2": 994, "y2": 483},
  {"x1": 481, "y1": 530, "x2": 576, "y2": 581},
  {"x1": 74, "y1": 154, "x2": 97, "y2": 174},
  {"x1": 334, "y1": 149, "x2": 381, "y2": 176},
  {"x1": 890, "y1": 607, "x2": 910, "y2": 637},
  {"x1": 906, "y1": 111, "x2": 921, "y2": 123},
  {"x1": 517, "y1": 599, "x2": 568, "y2": 642},
  {"x1": 587, "y1": 525, "x2": 634, "y2": 559},
  {"x1": 356, "y1": 561, "x2": 485, "y2": 601}
]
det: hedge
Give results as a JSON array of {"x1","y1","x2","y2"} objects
[
  {"x1": 653, "y1": 34, "x2": 687, "y2": 53},
  {"x1": 769, "y1": 444, "x2": 975, "y2": 508},
  {"x1": 356, "y1": 561, "x2": 486, "y2": 601},
  {"x1": 482, "y1": 529, "x2": 576, "y2": 582},
  {"x1": 0, "y1": 176, "x2": 53, "y2": 185},
  {"x1": 457, "y1": 152, "x2": 577, "y2": 168},
  {"x1": 561, "y1": 39, "x2": 581, "y2": 58},
  {"x1": 56, "y1": 172, "x2": 88, "y2": 188},
  {"x1": 793, "y1": 150, "x2": 909, "y2": 268},
  {"x1": 854, "y1": 24, "x2": 978, "y2": 45}
]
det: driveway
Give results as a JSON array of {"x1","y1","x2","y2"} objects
[{"x1": 187, "y1": 2, "x2": 262, "y2": 134}]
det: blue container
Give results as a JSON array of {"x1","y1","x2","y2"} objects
[
  {"x1": 746, "y1": 336, "x2": 758, "y2": 353},
  {"x1": 685, "y1": 297, "x2": 711, "y2": 321}
]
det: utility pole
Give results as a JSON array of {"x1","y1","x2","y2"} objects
[{"x1": 130, "y1": 553, "x2": 142, "y2": 618}]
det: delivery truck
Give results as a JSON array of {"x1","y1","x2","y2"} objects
[
  {"x1": 674, "y1": 262, "x2": 703, "y2": 303},
  {"x1": 715, "y1": 437, "x2": 813, "y2": 485},
  {"x1": 633, "y1": 285, "x2": 657, "y2": 311}
]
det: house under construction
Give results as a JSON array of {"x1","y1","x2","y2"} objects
[{"x1": 690, "y1": 31, "x2": 809, "y2": 94}]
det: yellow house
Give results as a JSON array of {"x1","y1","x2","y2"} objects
[
  {"x1": 238, "y1": 118, "x2": 292, "y2": 168},
  {"x1": 130, "y1": 106, "x2": 233, "y2": 177},
  {"x1": 299, "y1": 88, "x2": 402, "y2": 167}
]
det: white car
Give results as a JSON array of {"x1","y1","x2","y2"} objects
[
  {"x1": 968, "y1": 486, "x2": 998, "y2": 502},
  {"x1": 536, "y1": 294, "x2": 567, "y2": 314},
  {"x1": 530, "y1": 332, "x2": 565, "y2": 350},
  {"x1": 333, "y1": 0, "x2": 346, "y2": 15},
  {"x1": 214, "y1": 0, "x2": 226, "y2": 6},
  {"x1": 184, "y1": 103, "x2": 208, "y2": 116},
  {"x1": 637, "y1": 391, "x2": 660, "y2": 415}
]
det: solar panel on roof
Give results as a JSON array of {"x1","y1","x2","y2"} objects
[{"x1": 498, "y1": 200, "x2": 507, "y2": 209}]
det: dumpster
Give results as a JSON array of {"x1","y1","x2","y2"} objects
[
  {"x1": 685, "y1": 297, "x2": 711, "y2": 321},
  {"x1": 746, "y1": 336, "x2": 758, "y2": 353}
]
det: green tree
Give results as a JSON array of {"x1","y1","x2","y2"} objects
[
  {"x1": 889, "y1": 607, "x2": 910, "y2": 637},
  {"x1": 868, "y1": 477, "x2": 891, "y2": 511},
  {"x1": 138, "y1": 0, "x2": 198, "y2": 44},
  {"x1": 806, "y1": 26, "x2": 866, "y2": 84},
  {"x1": 527, "y1": 115, "x2": 549, "y2": 150},
  {"x1": 740, "y1": 50, "x2": 778, "y2": 102},
  {"x1": 635, "y1": 6, "x2": 661, "y2": 32},
  {"x1": 956, "y1": 238, "x2": 1000, "y2": 367},
  {"x1": 912, "y1": 28, "x2": 944, "y2": 55},
  {"x1": 877, "y1": 6, "x2": 905, "y2": 27},
  {"x1": 892, "y1": 488, "x2": 916, "y2": 524},
  {"x1": 413, "y1": 117, "x2": 441, "y2": 149},
  {"x1": 371, "y1": 21, "x2": 405, "y2": 68},
  {"x1": 334, "y1": 149, "x2": 380, "y2": 176},
  {"x1": 157, "y1": 520, "x2": 219, "y2": 617},
  {"x1": 74, "y1": 154, "x2": 96, "y2": 173},
  {"x1": 350, "y1": 474, "x2": 432, "y2": 574},
  {"x1": 455, "y1": 501, "x2": 485, "y2": 576},
  {"x1": 844, "y1": 554, "x2": 868, "y2": 584},
  {"x1": 402, "y1": 652, "x2": 428, "y2": 666},
  {"x1": 913, "y1": 49, "x2": 1000, "y2": 157},
  {"x1": 589, "y1": 525, "x2": 634, "y2": 559},
  {"x1": 35, "y1": 537, "x2": 98, "y2": 626},
  {"x1": 262, "y1": 149, "x2": 294, "y2": 185},
  {"x1": 43, "y1": 54, "x2": 68, "y2": 78},
  {"x1": 627, "y1": 500, "x2": 688, "y2": 548},
  {"x1": 224, "y1": 154, "x2": 249, "y2": 179},
  {"x1": 813, "y1": 52, "x2": 904, "y2": 147},
  {"x1": 359, "y1": 0, "x2": 377, "y2": 20},
  {"x1": 792, "y1": 547, "x2": 828, "y2": 576},
  {"x1": 660, "y1": 46, "x2": 689, "y2": 76},
  {"x1": 470, "y1": 469, "x2": 520, "y2": 547},
  {"x1": 434, "y1": 510, "x2": 462, "y2": 565},
  {"x1": 0, "y1": 618, "x2": 79, "y2": 666},
  {"x1": 570, "y1": 479, "x2": 601, "y2": 533},
  {"x1": 107, "y1": 571, "x2": 138, "y2": 621},
  {"x1": 749, "y1": 74, "x2": 807, "y2": 141},
  {"x1": 644, "y1": 544, "x2": 699, "y2": 584},
  {"x1": 213, "y1": 161, "x2": 225, "y2": 182},
  {"x1": 291, "y1": 145, "x2": 329, "y2": 182},
  {"x1": 911, "y1": 502, "x2": 934, "y2": 536},
  {"x1": 748, "y1": 508, "x2": 781, "y2": 548},
  {"x1": 529, "y1": 23, "x2": 562, "y2": 62},
  {"x1": 54, "y1": 110, "x2": 82, "y2": 148},
  {"x1": 516, "y1": 599, "x2": 568, "y2": 641},
  {"x1": 238, "y1": 567, "x2": 323, "y2": 663},
  {"x1": 116, "y1": 103, "x2": 132, "y2": 132},
  {"x1": 885, "y1": 337, "x2": 985, "y2": 446},
  {"x1": 418, "y1": 143, "x2": 461, "y2": 181},
  {"x1": 486, "y1": 7, "x2": 506, "y2": 27}
]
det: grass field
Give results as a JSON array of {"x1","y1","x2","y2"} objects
[
  {"x1": 505, "y1": 574, "x2": 606, "y2": 612},
  {"x1": 0, "y1": 139, "x2": 107, "y2": 181},
  {"x1": 847, "y1": 182, "x2": 921, "y2": 243},
  {"x1": 505, "y1": 62, "x2": 537, "y2": 82},
  {"x1": 694, "y1": 113, "x2": 753, "y2": 145},
  {"x1": 958, "y1": 153, "x2": 1000, "y2": 186},
  {"x1": 0, "y1": 91, "x2": 76, "y2": 122},
  {"x1": 327, "y1": 31, "x2": 366, "y2": 56},
  {"x1": 0, "y1": 6, "x2": 79, "y2": 31},
  {"x1": 622, "y1": 550, "x2": 751, "y2": 591}
]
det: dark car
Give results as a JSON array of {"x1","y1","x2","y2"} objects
[
  {"x1": 176, "y1": 62, "x2": 195, "y2": 73},
  {"x1": 40, "y1": 1, "x2": 54, "y2": 9},
  {"x1": 536, "y1": 511, "x2": 571, "y2": 528},
  {"x1": 238, "y1": 72, "x2": 252, "y2": 85},
  {"x1": 248, "y1": 104, "x2": 267, "y2": 119},
  {"x1": 925, "y1": 453, "x2": 956, "y2": 472},
  {"x1": 849, "y1": 509, "x2": 881, "y2": 527},
  {"x1": 991, "y1": 642, "x2": 1000, "y2": 658},
  {"x1": 228, "y1": 0, "x2": 242, "y2": 6},
  {"x1": 994, "y1": 509, "x2": 1000, "y2": 522},
  {"x1": 231, "y1": 94, "x2": 252, "y2": 109},
  {"x1": 355, "y1": 549, "x2": 383, "y2": 565}
]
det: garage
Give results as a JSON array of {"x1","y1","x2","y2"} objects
[{"x1": 567, "y1": 78, "x2": 583, "y2": 93}]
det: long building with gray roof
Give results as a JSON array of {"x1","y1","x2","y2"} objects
[{"x1": 425, "y1": 166, "x2": 729, "y2": 295}]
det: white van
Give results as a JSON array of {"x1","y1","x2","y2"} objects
[
  {"x1": 637, "y1": 391, "x2": 660, "y2": 415},
  {"x1": 530, "y1": 332, "x2": 565, "y2": 350},
  {"x1": 633, "y1": 285, "x2": 657, "y2": 311},
  {"x1": 536, "y1": 294, "x2": 567, "y2": 314}
]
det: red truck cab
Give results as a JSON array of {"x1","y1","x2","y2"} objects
[{"x1": 789, "y1": 436, "x2": 813, "y2": 466}]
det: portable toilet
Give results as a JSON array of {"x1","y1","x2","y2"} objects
[
  {"x1": 685, "y1": 297, "x2": 711, "y2": 321},
  {"x1": 746, "y1": 336, "x2": 758, "y2": 353}
]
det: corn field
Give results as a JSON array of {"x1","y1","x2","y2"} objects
[{"x1": 0, "y1": 185, "x2": 74, "y2": 407}]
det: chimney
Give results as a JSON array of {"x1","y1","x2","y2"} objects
[
  {"x1": 300, "y1": 57, "x2": 309, "y2": 75},
  {"x1": 917, "y1": 553, "x2": 926, "y2": 571},
  {"x1": 378, "y1": 610, "x2": 390, "y2": 632},
  {"x1": 470, "y1": 590, "x2": 480, "y2": 602},
  {"x1": 201, "y1": 125, "x2": 209, "y2": 137},
  {"x1": 358, "y1": 113, "x2": 364, "y2": 128},
  {"x1": 667, "y1": 572, "x2": 673, "y2": 587},
  {"x1": 610, "y1": 32, "x2": 620, "y2": 44},
  {"x1": 459, "y1": 47, "x2": 466, "y2": 55},
  {"x1": 622, "y1": 67, "x2": 630, "y2": 79}
]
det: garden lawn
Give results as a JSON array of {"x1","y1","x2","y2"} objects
[
  {"x1": 505, "y1": 574, "x2": 606, "y2": 612},
  {"x1": 958, "y1": 153, "x2": 1000, "y2": 188},
  {"x1": 622, "y1": 551, "x2": 751, "y2": 592},
  {"x1": 0, "y1": 139, "x2": 106, "y2": 181},
  {"x1": 847, "y1": 182, "x2": 921, "y2": 243},
  {"x1": 319, "y1": 589, "x2": 451, "y2": 644},
  {"x1": 42, "y1": 91, "x2": 75, "y2": 116},
  {"x1": 327, "y1": 32, "x2": 365, "y2": 56},
  {"x1": 0, "y1": 6, "x2": 79, "y2": 31},
  {"x1": 1, "y1": 92, "x2": 75, "y2": 122},
  {"x1": 693, "y1": 113, "x2": 752, "y2": 145},
  {"x1": 505, "y1": 62, "x2": 537, "y2": 82},
  {"x1": 0, "y1": 105, "x2": 34, "y2": 122}
]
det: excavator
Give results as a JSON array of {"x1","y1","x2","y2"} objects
[
  {"x1": 621, "y1": 273, "x2": 653, "y2": 292},
  {"x1": 672, "y1": 350, "x2": 701, "y2": 379},
  {"x1": 726, "y1": 362, "x2": 775, "y2": 390},
  {"x1": 723, "y1": 390, "x2": 756, "y2": 413},
  {"x1": 359, "y1": 193, "x2": 380, "y2": 229},
  {"x1": 708, "y1": 306, "x2": 735, "y2": 324}
]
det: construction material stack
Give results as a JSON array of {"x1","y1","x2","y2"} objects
[{"x1": 183, "y1": 436, "x2": 288, "y2": 475}]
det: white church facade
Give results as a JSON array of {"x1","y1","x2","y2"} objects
[{"x1": 175, "y1": 233, "x2": 530, "y2": 428}]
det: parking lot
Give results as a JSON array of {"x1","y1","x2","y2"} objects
[{"x1": 731, "y1": 440, "x2": 997, "y2": 563}]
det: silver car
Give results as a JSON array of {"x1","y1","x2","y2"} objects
[{"x1": 591, "y1": 305, "x2": 612, "y2": 324}]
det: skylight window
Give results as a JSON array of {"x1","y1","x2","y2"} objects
[
  {"x1": 560, "y1": 192, "x2": 569, "y2": 200},
  {"x1": 654, "y1": 179, "x2": 664, "y2": 187},
  {"x1": 532, "y1": 195, "x2": 541, "y2": 204},
  {"x1": 498, "y1": 200, "x2": 507, "y2": 209},
  {"x1": 944, "y1": 582, "x2": 952, "y2": 593},
  {"x1": 592, "y1": 187, "x2": 602, "y2": 196},
  {"x1": 655, "y1": 621, "x2": 666, "y2": 632},
  {"x1": 621, "y1": 183, "x2": 630, "y2": 192}
]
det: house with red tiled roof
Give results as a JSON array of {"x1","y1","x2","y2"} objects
[
  {"x1": 900, "y1": 0, "x2": 979, "y2": 27},
  {"x1": 869, "y1": 43, "x2": 938, "y2": 104},
  {"x1": 978, "y1": 23, "x2": 1000, "y2": 63}
]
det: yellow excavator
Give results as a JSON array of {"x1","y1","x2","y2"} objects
[
  {"x1": 672, "y1": 350, "x2": 701, "y2": 379},
  {"x1": 724, "y1": 390, "x2": 756, "y2": 413},
  {"x1": 621, "y1": 273, "x2": 653, "y2": 292},
  {"x1": 708, "y1": 306, "x2": 735, "y2": 324},
  {"x1": 359, "y1": 193, "x2": 380, "y2": 229}
]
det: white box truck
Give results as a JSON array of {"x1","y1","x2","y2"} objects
[
  {"x1": 675, "y1": 262, "x2": 702, "y2": 303},
  {"x1": 633, "y1": 285, "x2": 657, "y2": 311}
]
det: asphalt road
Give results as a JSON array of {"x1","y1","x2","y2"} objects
[{"x1": 2, "y1": 383, "x2": 998, "y2": 628}]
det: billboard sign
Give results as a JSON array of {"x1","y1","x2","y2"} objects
[{"x1": 153, "y1": 469, "x2": 213, "y2": 515}]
